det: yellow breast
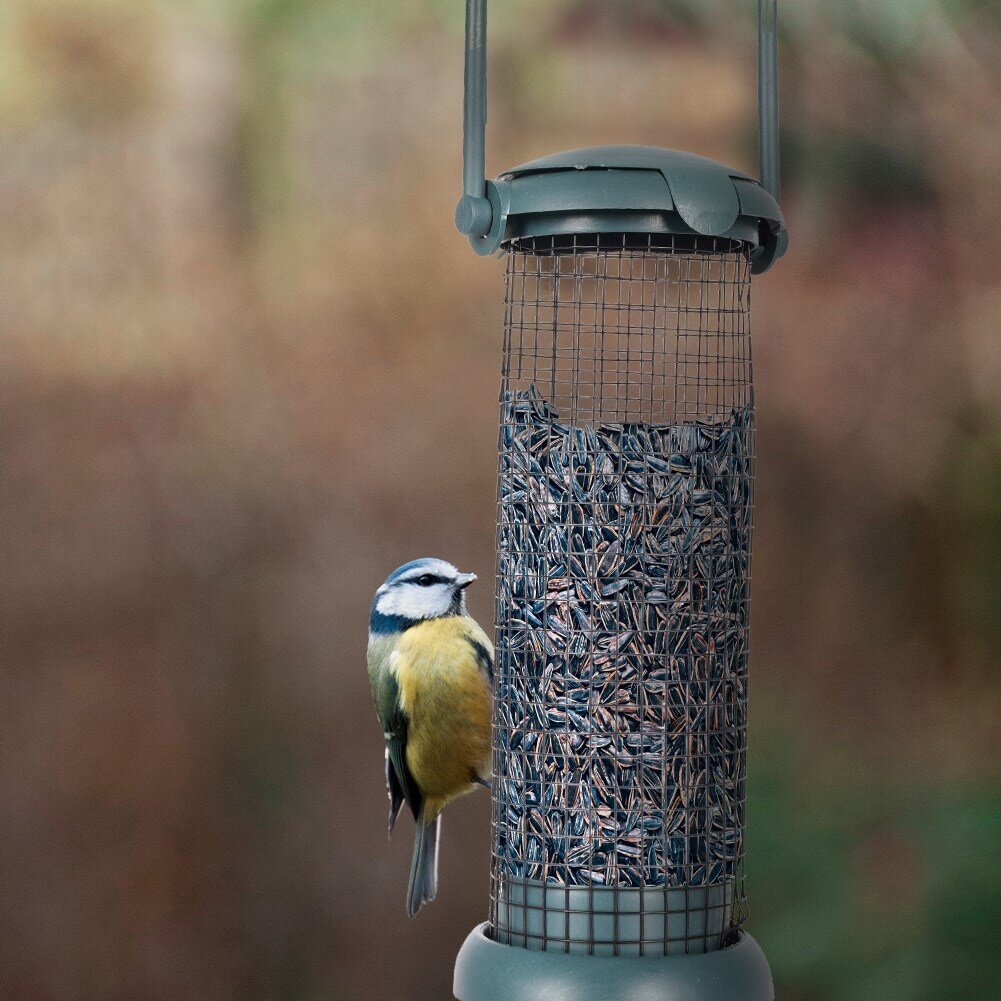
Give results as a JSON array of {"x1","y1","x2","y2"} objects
[{"x1": 391, "y1": 616, "x2": 493, "y2": 815}]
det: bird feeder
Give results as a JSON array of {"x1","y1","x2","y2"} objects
[{"x1": 453, "y1": 4, "x2": 787, "y2": 999}]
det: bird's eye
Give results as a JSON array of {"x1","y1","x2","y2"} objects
[{"x1": 416, "y1": 574, "x2": 436, "y2": 587}]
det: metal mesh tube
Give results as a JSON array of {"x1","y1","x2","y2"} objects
[{"x1": 489, "y1": 233, "x2": 754, "y2": 957}]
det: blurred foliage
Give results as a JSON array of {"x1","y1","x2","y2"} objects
[
  {"x1": 750, "y1": 711, "x2": 1001, "y2": 1001},
  {"x1": 1, "y1": 1, "x2": 1000, "y2": 1000}
]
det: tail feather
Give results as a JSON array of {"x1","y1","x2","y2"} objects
[{"x1": 407, "y1": 809, "x2": 440, "y2": 918}]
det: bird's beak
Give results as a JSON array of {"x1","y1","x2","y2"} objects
[{"x1": 455, "y1": 572, "x2": 478, "y2": 590}]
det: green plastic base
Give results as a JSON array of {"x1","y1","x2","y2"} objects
[{"x1": 454, "y1": 924, "x2": 774, "y2": 1001}]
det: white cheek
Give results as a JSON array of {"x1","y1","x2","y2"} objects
[{"x1": 426, "y1": 585, "x2": 453, "y2": 616}]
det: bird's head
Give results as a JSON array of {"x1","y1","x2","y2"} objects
[{"x1": 370, "y1": 558, "x2": 478, "y2": 634}]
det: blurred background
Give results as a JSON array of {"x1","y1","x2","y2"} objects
[{"x1": 1, "y1": 1, "x2": 999, "y2": 998}]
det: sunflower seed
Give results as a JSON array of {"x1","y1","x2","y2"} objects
[{"x1": 493, "y1": 387, "x2": 752, "y2": 896}]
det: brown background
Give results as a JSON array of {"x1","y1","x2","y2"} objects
[{"x1": 1, "y1": 2, "x2": 999, "y2": 999}]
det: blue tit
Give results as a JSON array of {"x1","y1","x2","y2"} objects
[{"x1": 367, "y1": 557, "x2": 493, "y2": 917}]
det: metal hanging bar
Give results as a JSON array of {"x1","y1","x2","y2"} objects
[
  {"x1": 456, "y1": 0, "x2": 493, "y2": 237},
  {"x1": 758, "y1": 0, "x2": 780, "y2": 201},
  {"x1": 456, "y1": 0, "x2": 782, "y2": 238}
]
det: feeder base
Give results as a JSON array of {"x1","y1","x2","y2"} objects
[{"x1": 454, "y1": 923, "x2": 773, "y2": 1001}]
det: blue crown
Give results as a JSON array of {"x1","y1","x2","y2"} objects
[{"x1": 385, "y1": 558, "x2": 441, "y2": 585}]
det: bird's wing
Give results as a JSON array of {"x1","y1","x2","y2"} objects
[
  {"x1": 467, "y1": 638, "x2": 493, "y2": 684},
  {"x1": 378, "y1": 671, "x2": 423, "y2": 830},
  {"x1": 462, "y1": 619, "x2": 495, "y2": 685},
  {"x1": 385, "y1": 746, "x2": 406, "y2": 831}
]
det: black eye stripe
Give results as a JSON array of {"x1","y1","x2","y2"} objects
[{"x1": 411, "y1": 573, "x2": 446, "y2": 587}]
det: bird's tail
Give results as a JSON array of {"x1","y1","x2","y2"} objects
[{"x1": 407, "y1": 807, "x2": 440, "y2": 918}]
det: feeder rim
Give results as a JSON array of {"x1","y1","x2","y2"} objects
[{"x1": 465, "y1": 145, "x2": 787, "y2": 272}]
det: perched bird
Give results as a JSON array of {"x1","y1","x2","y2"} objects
[{"x1": 367, "y1": 558, "x2": 493, "y2": 917}]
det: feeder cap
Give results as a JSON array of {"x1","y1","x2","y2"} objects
[{"x1": 470, "y1": 144, "x2": 787, "y2": 273}]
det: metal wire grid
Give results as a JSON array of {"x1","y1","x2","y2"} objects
[
  {"x1": 489, "y1": 233, "x2": 755, "y2": 957},
  {"x1": 502, "y1": 232, "x2": 752, "y2": 426}
]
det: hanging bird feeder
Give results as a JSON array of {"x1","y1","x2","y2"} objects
[{"x1": 453, "y1": 3, "x2": 786, "y2": 999}]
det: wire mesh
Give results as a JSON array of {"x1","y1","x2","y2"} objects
[{"x1": 489, "y1": 233, "x2": 754, "y2": 957}]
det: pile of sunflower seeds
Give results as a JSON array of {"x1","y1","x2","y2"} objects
[{"x1": 493, "y1": 387, "x2": 753, "y2": 889}]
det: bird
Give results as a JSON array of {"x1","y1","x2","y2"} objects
[{"x1": 367, "y1": 558, "x2": 493, "y2": 917}]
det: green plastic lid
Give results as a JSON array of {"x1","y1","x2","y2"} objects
[{"x1": 464, "y1": 144, "x2": 786, "y2": 272}]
